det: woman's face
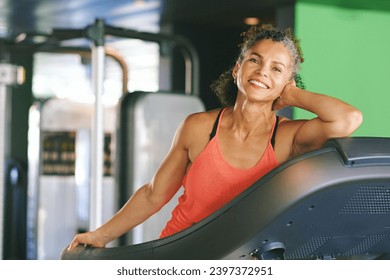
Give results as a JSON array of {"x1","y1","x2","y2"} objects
[{"x1": 233, "y1": 39, "x2": 293, "y2": 103}]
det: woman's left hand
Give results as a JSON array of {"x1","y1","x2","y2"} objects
[{"x1": 272, "y1": 80, "x2": 296, "y2": 111}]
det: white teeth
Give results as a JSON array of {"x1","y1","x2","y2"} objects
[{"x1": 249, "y1": 79, "x2": 269, "y2": 89}]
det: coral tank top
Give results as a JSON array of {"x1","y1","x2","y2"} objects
[{"x1": 159, "y1": 108, "x2": 279, "y2": 238}]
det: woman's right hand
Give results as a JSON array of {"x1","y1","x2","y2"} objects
[{"x1": 67, "y1": 230, "x2": 110, "y2": 251}]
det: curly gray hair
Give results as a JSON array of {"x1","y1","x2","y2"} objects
[{"x1": 211, "y1": 24, "x2": 305, "y2": 107}]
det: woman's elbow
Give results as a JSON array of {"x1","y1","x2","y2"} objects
[
  {"x1": 142, "y1": 185, "x2": 168, "y2": 214},
  {"x1": 342, "y1": 108, "x2": 363, "y2": 136},
  {"x1": 146, "y1": 186, "x2": 175, "y2": 213}
]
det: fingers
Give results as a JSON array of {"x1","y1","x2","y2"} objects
[
  {"x1": 67, "y1": 242, "x2": 77, "y2": 251},
  {"x1": 67, "y1": 230, "x2": 109, "y2": 251},
  {"x1": 272, "y1": 96, "x2": 284, "y2": 111},
  {"x1": 67, "y1": 234, "x2": 90, "y2": 251},
  {"x1": 67, "y1": 232, "x2": 104, "y2": 251},
  {"x1": 291, "y1": 79, "x2": 296, "y2": 87},
  {"x1": 67, "y1": 236, "x2": 81, "y2": 251},
  {"x1": 283, "y1": 80, "x2": 296, "y2": 93},
  {"x1": 276, "y1": 80, "x2": 298, "y2": 110}
]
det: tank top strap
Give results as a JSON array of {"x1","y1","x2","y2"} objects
[
  {"x1": 271, "y1": 115, "x2": 279, "y2": 149},
  {"x1": 209, "y1": 108, "x2": 225, "y2": 141}
]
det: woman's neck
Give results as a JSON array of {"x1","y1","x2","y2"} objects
[{"x1": 226, "y1": 103, "x2": 275, "y2": 139}]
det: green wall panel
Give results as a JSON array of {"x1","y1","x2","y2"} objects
[{"x1": 295, "y1": 1, "x2": 390, "y2": 137}]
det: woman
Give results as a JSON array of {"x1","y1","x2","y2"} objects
[{"x1": 67, "y1": 24, "x2": 362, "y2": 250}]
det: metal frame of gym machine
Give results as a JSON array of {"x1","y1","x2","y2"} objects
[
  {"x1": 2, "y1": 18, "x2": 200, "y2": 259},
  {"x1": 46, "y1": 18, "x2": 200, "y2": 232}
]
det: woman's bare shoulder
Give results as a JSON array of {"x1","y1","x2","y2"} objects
[
  {"x1": 179, "y1": 108, "x2": 223, "y2": 155},
  {"x1": 183, "y1": 108, "x2": 224, "y2": 129}
]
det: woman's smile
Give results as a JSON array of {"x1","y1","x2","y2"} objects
[{"x1": 248, "y1": 79, "x2": 270, "y2": 89}]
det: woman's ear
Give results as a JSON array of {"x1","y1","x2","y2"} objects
[{"x1": 232, "y1": 62, "x2": 240, "y2": 81}]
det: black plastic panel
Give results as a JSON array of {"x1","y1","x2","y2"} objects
[{"x1": 326, "y1": 137, "x2": 390, "y2": 166}]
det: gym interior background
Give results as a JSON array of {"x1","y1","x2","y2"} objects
[{"x1": 0, "y1": 0, "x2": 389, "y2": 260}]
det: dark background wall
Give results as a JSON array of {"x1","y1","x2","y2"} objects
[{"x1": 171, "y1": 23, "x2": 245, "y2": 110}]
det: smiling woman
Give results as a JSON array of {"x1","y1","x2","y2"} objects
[
  {"x1": 211, "y1": 24, "x2": 304, "y2": 107},
  {"x1": 67, "y1": 24, "x2": 363, "y2": 251},
  {"x1": 234, "y1": 39, "x2": 293, "y2": 104}
]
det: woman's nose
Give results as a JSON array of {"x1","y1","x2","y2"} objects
[{"x1": 256, "y1": 65, "x2": 268, "y2": 77}]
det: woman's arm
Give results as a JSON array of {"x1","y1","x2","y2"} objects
[
  {"x1": 275, "y1": 82, "x2": 363, "y2": 158},
  {"x1": 67, "y1": 117, "x2": 192, "y2": 250}
]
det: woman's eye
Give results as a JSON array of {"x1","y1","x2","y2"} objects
[
  {"x1": 273, "y1": 67, "x2": 282, "y2": 72},
  {"x1": 249, "y1": 58, "x2": 259, "y2": 64}
]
